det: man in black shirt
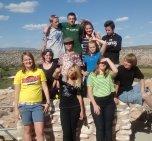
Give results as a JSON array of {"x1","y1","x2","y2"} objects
[
  {"x1": 115, "y1": 53, "x2": 152, "y2": 108},
  {"x1": 102, "y1": 20, "x2": 122, "y2": 64}
]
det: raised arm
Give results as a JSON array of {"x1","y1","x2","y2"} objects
[{"x1": 101, "y1": 58, "x2": 118, "y2": 76}]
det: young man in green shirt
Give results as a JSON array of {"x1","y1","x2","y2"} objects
[{"x1": 59, "y1": 12, "x2": 83, "y2": 54}]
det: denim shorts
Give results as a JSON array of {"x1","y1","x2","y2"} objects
[
  {"x1": 18, "y1": 103, "x2": 44, "y2": 125},
  {"x1": 119, "y1": 84, "x2": 142, "y2": 105}
]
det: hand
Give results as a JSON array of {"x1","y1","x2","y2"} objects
[
  {"x1": 96, "y1": 32, "x2": 102, "y2": 39},
  {"x1": 43, "y1": 103, "x2": 50, "y2": 113},
  {"x1": 93, "y1": 104, "x2": 101, "y2": 115},
  {"x1": 114, "y1": 97, "x2": 119, "y2": 105},
  {"x1": 79, "y1": 110, "x2": 84, "y2": 120}
]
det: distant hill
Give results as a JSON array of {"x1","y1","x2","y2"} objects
[
  {"x1": 0, "y1": 45, "x2": 152, "y2": 67},
  {"x1": 123, "y1": 45, "x2": 152, "y2": 49}
]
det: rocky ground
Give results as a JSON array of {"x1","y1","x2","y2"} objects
[{"x1": 0, "y1": 79, "x2": 152, "y2": 141}]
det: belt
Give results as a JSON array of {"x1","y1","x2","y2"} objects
[{"x1": 19, "y1": 102, "x2": 41, "y2": 105}]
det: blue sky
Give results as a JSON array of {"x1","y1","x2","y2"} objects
[{"x1": 0, "y1": 0, "x2": 152, "y2": 48}]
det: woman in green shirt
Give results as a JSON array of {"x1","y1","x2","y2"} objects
[{"x1": 87, "y1": 57, "x2": 118, "y2": 141}]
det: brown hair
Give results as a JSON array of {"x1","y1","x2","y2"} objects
[
  {"x1": 94, "y1": 58, "x2": 110, "y2": 77},
  {"x1": 41, "y1": 49, "x2": 54, "y2": 62},
  {"x1": 124, "y1": 53, "x2": 137, "y2": 67},
  {"x1": 21, "y1": 51, "x2": 37, "y2": 73},
  {"x1": 81, "y1": 20, "x2": 94, "y2": 38}
]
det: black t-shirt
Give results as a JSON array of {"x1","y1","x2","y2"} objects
[
  {"x1": 115, "y1": 65, "x2": 144, "y2": 94},
  {"x1": 59, "y1": 80, "x2": 81, "y2": 109},
  {"x1": 102, "y1": 33, "x2": 122, "y2": 64},
  {"x1": 39, "y1": 61, "x2": 58, "y2": 90}
]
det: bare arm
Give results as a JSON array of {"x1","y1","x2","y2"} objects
[
  {"x1": 14, "y1": 84, "x2": 20, "y2": 108},
  {"x1": 14, "y1": 84, "x2": 20, "y2": 121},
  {"x1": 140, "y1": 79, "x2": 145, "y2": 94},
  {"x1": 42, "y1": 81, "x2": 50, "y2": 111},
  {"x1": 87, "y1": 86, "x2": 100, "y2": 115},
  {"x1": 53, "y1": 67, "x2": 61, "y2": 79},
  {"x1": 96, "y1": 38, "x2": 107, "y2": 55},
  {"x1": 103, "y1": 58, "x2": 118, "y2": 76},
  {"x1": 77, "y1": 95, "x2": 84, "y2": 120}
]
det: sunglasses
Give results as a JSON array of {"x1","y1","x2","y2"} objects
[{"x1": 99, "y1": 61, "x2": 106, "y2": 65}]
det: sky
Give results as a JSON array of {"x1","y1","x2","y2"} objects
[{"x1": 0, "y1": 0, "x2": 152, "y2": 49}]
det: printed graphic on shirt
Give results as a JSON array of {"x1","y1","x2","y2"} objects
[
  {"x1": 22, "y1": 76, "x2": 40, "y2": 85},
  {"x1": 107, "y1": 39, "x2": 117, "y2": 47},
  {"x1": 66, "y1": 27, "x2": 79, "y2": 32},
  {"x1": 62, "y1": 85, "x2": 72, "y2": 97}
]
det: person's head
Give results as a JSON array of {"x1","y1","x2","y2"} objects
[
  {"x1": 123, "y1": 53, "x2": 137, "y2": 69},
  {"x1": 94, "y1": 57, "x2": 110, "y2": 76},
  {"x1": 49, "y1": 15, "x2": 59, "y2": 29},
  {"x1": 88, "y1": 40, "x2": 99, "y2": 54},
  {"x1": 104, "y1": 20, "x2": 115, "y2": 36},
  {"x1": 21, "y1": 51, "x2": 36, "y2": 73},
  {"x1": 63, "y1": 37, "x2": 74, "y2": 52},
  {"x1": 67, "y1": 64, "x2": 82, "y2": 87},
  {"x1": 41, "y1": 49, "x2": 54, "y2": 63},
  {"x1": 81, "y1": 20, "x2": 94, "y2": 37},
  {"x1": 67, "y1": 12, "x2": 77, "y2": 25}
]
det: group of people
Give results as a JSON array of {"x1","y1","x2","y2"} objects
[{"x1": 14, "y1": 12, "x2": 152, "y2": 141}]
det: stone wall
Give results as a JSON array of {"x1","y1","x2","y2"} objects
[{"x1": 0, "y1": 78, "x2": 152, "y2": 140}]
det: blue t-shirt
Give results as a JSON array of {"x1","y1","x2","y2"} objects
[{"x1": 83, "y1": 52, "x2": 101, "y2": 72}]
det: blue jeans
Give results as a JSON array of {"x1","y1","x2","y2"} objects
[{"x1": 18, "y1": 104, "x2": 44, "y2": 125}]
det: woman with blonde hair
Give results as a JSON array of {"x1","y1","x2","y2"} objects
[
  {"x1": 53, "y1": 64, "x2": 84, "y2": 141},
  {"x1": 14, "y1": 51, "x2": 50, "y2": 141}
]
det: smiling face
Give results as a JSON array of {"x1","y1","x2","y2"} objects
[
  {"x1": 85, "y1": 24, "x2": 93, "y2": 36},
  {"x1": 64, "y1": 41, "x2": 73, "y2": 52},
  {"x1": 52, "y1": 17, "x2": 59, "y2": 28},
  {"x1": 67, "y1": 15, "x2": 76, "y2": 25},
  {"x1": 105, "y1": 26, "x2": 114, "y2": 36},
  {"x1": 98, "y1": 59, "x2": 107, "y2": 72},
  {"x1": 43, "y1": 52, "x2": 53, "y2": 63},
  {"x1": 67, "y1": 66, "x2": 77, "y2": 80},
  {"x1": 22, "y1": 55, "x2": 33, "y2": 70},
  {"x1": 88, "y1": 42, "x2": 97, "y2": 54},
  {"x1": 123, "y1": 59, "x2": 132, "y2": 70}
]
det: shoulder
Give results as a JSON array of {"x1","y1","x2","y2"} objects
[
  {"x1": 15, "y1": 70, "x2": 22, "y2": 76},
  {"x1": 102, "y1": 35, "x2": 107, "y2": 40},
  {"x1": 114, "y1": 33, "x2": 122, "y2": 40},
  {"x1": 36, "y1": 68, "x2": 44, "y2": 74}
]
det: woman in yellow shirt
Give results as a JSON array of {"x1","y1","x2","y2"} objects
[{"x1": 14, "y1": 51, "x2": 50, "y2": 141}]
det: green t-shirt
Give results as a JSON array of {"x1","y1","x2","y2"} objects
[
  {"x1": 87, "y1": 72, "x2": 115, "y2": 97},
  {"x1": 59, "y1": 22, "x2": 83, "y2": 54}
]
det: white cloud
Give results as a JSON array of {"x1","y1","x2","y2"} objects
[
  {"x1": 124, "y1": 35, "x2": 132, "y2": 39},
  {"x1": 0, "y1": 15, "x2": 9, "y2": 21},
  {"x1": 5, "y1": 1, "x2": 38, "y2": 13},
  {"x1": 116, "y1": 17, "x2": 129, "y2": 22},
  {"x1": 149, "y1": 21, "x2": 152, "y2": 24},
  {"x1": 67, "y1": 0, "x2": 87, "y2": 3},
  {"x1": 116, "y1": 27, "x2": 123, "y2": 31},
  {"x1": 0, "y1": 2, "x2": 4, "y2": 9},
  {"x1": 22, "y1": 24, "x2": 47, "y2": 30},
  {"x1": 59, "y1": 16, "x2": 66, "y2": 22}
]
